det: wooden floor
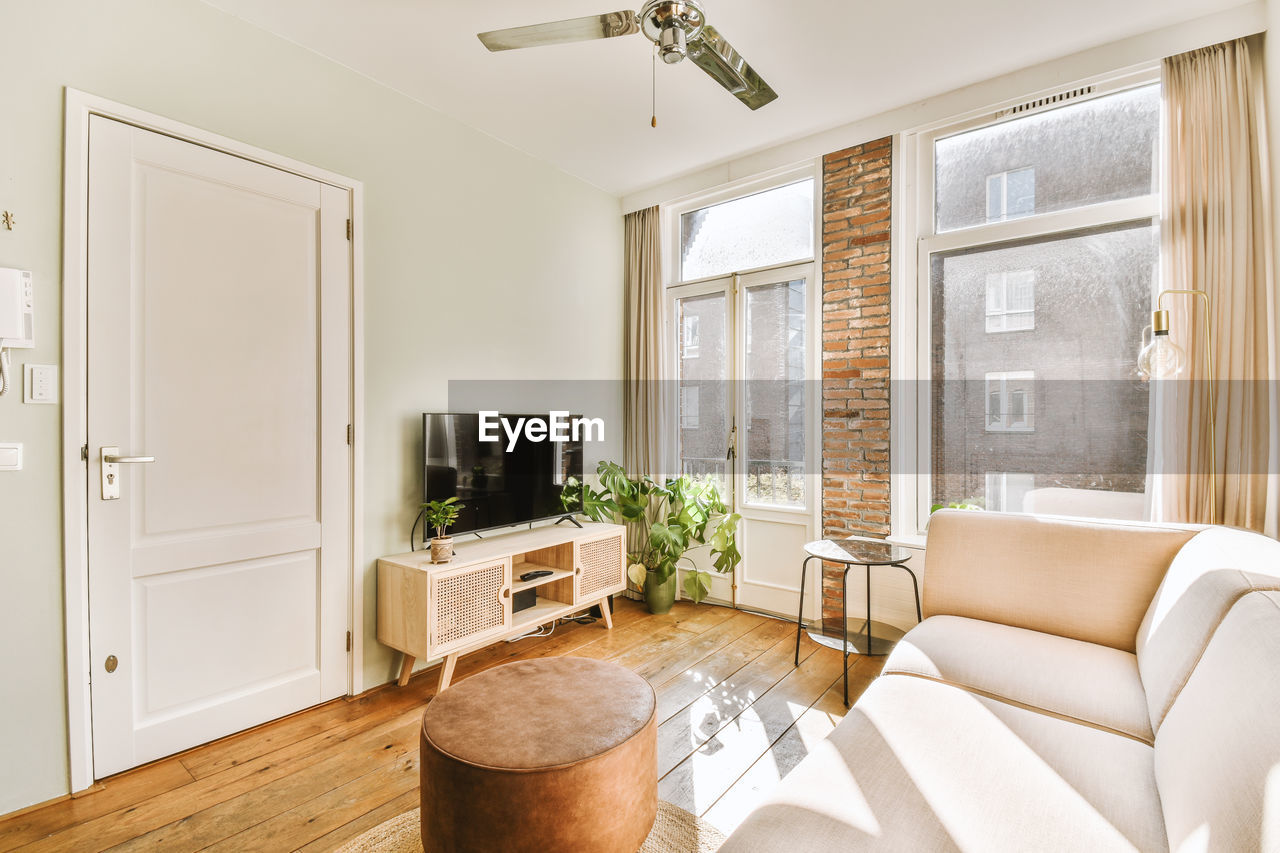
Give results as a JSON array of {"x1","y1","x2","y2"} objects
[{"x1": 0, "y1": 599, "x2": 883, "y2": 852}]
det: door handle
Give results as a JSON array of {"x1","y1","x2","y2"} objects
[{"x1": 101, "y1": 446, "x2": 155, "y2": 500}]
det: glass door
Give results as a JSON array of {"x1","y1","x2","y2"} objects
[
  {"x1": 667, "y1": 262, "x2": 816, "y2": 619},
  {"x1": 734, "y1": 264, "x2": 815, "y2": 617}
]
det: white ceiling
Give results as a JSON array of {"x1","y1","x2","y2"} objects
[{"x1": 202, "y1": 0, "x2": 1249, "y2": 197}]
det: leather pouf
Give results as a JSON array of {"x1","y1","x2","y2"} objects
[{"x1": 419, "y1": 657, "x2": 658, "y2": 853}]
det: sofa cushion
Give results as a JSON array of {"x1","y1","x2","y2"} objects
[
  {"x1": 883, "y1": 615, "x2": 1153, "y2": 743},
  {"x1": 719, "y1": 674, "x2": 1167, "y2": 853},
  {"x1": 1134, "y1": 527, "x2": 1280, "y2": 733},
  {"x1": 924, "y1": 510, "x2": 1196, "y2": 651},
  {"x1": 1154, "y1": 590, "x2": 1280, "y2": 853}
]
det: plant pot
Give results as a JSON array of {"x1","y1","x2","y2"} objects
[
  {"x1": 643, "y1": 570, "x2": 677, "y2": 615},
  {"x1": 430, "y1": 536, "x2": 454, "y2": 564}
]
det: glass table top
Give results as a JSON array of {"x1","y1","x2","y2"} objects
[{"x1": 803, "y1": 538, "x2": 913, "y2": 565}]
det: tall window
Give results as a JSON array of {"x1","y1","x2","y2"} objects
[
  {"x1": 915, "y1": 82, "x2": 1160, "y2": 526},
  {"x1": 669, "y1": 176, "x2": 815, "y2": 510}
]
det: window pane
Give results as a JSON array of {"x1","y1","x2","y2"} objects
[
  {"x1": 744, "y1": 279, "x2": 806, "y2": 507},
  {"x1": 680, "y1": 180, "x2": 814, "y2": 281},
  {"x1": 677, "y1": 292, "x2": 728, "y2": 497},
  {"x1": 931, "y1": 223, "x2": 1156, "y2": 512},
  {"x1": 935, "y1": 85, "x2": 1159, "y2": 232}
]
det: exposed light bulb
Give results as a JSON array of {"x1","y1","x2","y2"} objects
[{"x1": 1137, "y1": 330, "x2": 1185, "y2": 379}]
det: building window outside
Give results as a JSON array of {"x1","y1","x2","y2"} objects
[
  {"x1": 985, "y1": 471, "x2": 1036, "y2": 512},
  {"x1": 986, "y1": 167, "x2": 1035, "y2": 221},
  {"x1": 682, "y1": 315, "x2": 700, "y2": 359},
  {"x1": 985, "y1": 371, "x2": 1034, "y2": 432},
  {"x1": 985, "y1": 270, "x2": 1035, "y2": 332},
  {"x1": 919, "y1": 81, "x2": 1161, "y2": 524},
  {"x1": 680, "y1": 385, "x2": 701, "y2": 429}
]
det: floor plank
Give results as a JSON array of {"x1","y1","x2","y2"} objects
[
  {"x1": 701, "y1": 654, "x2": 884, "y2": 834},
  {"x1": 0, "y1": 599, "x2": 887, "y2": 850},
  {"x1": 657, "y1": 643, "x2": 847, "y2": 815}
]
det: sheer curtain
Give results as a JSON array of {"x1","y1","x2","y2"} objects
[
  {"x1": 1153, "y1": 37, "x2": 1276, "y2": 533},
  {"x1": 623, "y1": 206, "x2": 667, "y2": 480}
]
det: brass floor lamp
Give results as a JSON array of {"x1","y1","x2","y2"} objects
[{"x1": 1137, "y1": 288, "x2": 1217, "y2": 525}]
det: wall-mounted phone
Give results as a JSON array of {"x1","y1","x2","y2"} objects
[{"x1": 0, "y1": 268, "x2": 35, "y2": 396}]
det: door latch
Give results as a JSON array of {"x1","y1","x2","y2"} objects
[{"x1": 101, "y1": 446, "x2": 156, "y2": 500}]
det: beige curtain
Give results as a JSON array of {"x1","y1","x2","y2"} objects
[
  {"x1": 1155, "y1": 37, "x2": 1276, "y2": 532},
  {"x1": 623, "y1": 206, "x2": 666, "y2": 480}
]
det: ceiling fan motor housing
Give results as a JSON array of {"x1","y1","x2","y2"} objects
[{"x1": 641, "y1": 0, "x2": 706, "y2": 64}]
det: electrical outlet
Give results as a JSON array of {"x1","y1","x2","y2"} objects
[{"x1": 23, "y1": 364, "x2": 57, "y2": 404}]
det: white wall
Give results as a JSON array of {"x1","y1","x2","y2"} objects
[{"x1": 0, "y1": 0, "x2": 622, "y2": 814}]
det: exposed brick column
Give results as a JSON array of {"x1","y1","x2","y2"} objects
[{"x1": 819, "y1": 138, "x2": 893, "y2": 634}]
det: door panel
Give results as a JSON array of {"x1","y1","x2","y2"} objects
[
  {"x1": 734, "y1": 267, "x2": 815, "y2": 617},
  {"x1": 136, "y1": 553, "x2": 318, "y2": 719},
  {"x1": 136, "y1": 160, "x2": 319, "y2": 535},
  {"x1": 86, "y1": 116, "x2": 351, "y2": 778}
]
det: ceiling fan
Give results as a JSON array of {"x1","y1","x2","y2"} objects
[{"x1": 478, "y1": 1, "x2": 778, "y2": 111}]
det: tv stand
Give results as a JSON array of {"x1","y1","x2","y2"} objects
[
  {"x1": 378, "y1": 522, "x2": 626, "y2": 691},
  {"x1": 554, "y1": 514, "x2": 584, "y2": 528}
]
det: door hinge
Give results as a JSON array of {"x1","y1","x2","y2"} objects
[
  {"x1": 81, "y1": 445, "x2": 88, "y2": 462},
  {"x1": 346, "y1": 631, "x2": 352, "y2": 653},
  {"x1": 346, "y1": 423, "x2": 354, "y2": 445},
  {"x1": 346, "y1": 219, "x2": 352, "y2": 241}
]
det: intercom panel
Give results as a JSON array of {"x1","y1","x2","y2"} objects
[{"x1": 0, "y1": 268, "x2": 34, "y2": 348}]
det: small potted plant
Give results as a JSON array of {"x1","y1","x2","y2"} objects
[{"x1": 422, "y1": 497, "x2": 464, "y2": 564}]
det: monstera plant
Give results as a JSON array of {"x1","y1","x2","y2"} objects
[{"x1": 561, "y1": 461, "x2": 741, "y2": 612}]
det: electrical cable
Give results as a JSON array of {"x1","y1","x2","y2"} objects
[
  {"x1": 0, "y1": 348, "x2": 9, "y2": 396},
  {"x1": 409, "y1": 508, "x2": 425, "y2": 552}
]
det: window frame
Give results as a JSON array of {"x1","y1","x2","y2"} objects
[{"x1": 891, "y1": 68, "x2": 1162, "y2": 542}]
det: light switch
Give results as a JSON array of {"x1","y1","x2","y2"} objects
[
  {"x1": 0, "y1": 443, "x2": 21, "y2": 471},
  {"x1": 23, "y1": 364, "x2": 57, "y2": 404}
]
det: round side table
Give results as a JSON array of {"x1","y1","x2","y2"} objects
[{"x1": 795, "y1": 538, "x2": 921, "y2": 706}]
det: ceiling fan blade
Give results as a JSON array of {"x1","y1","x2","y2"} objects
[
  {"x1": 478, "y1": 10, "x2": 640, "y2": 52},
  {"x1": 687, "y1": 25, "x2": 778, "y2": 110}
]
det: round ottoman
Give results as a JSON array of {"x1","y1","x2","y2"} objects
[{"x1": 419, "y1": 656, "x2": 658, "y2": 853}]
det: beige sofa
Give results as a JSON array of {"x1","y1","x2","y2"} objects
[{"x1": 721, "y1": 510, "x2": 1280, "y2": 852}]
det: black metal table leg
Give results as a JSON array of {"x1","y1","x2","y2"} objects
[
  {"x1": 842, "y1": 566, "x2": 851, "y2": 706},
  {"x1": 795, "y1": 556, "x2": 818, "y2": 666},
  {"x1": 896, "y1": 563, "x2": 923, "y2": 624}
]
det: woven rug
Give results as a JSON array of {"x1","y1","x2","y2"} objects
[{"x1": 335, "y1": 799, "x2": 726, "y2": 853}]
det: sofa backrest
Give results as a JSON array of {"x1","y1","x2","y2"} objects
[
  {"x1": 1135, "y1": 527, "x2": 1280, "y2": 732},
  {"x1": 924, "y1": 510, "x2": 1196, "y2": 651},
  {"x1": 1153, "y1": 590, "x2": 1280, "y2": 852}
]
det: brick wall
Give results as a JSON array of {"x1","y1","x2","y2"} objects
[{"x1": 820, "y1": 138, "x2": 893, "y2": 634}]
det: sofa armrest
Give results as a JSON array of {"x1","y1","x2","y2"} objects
[{"x1": 923, "y1": 510, "x2": 1197, "y2": 652}]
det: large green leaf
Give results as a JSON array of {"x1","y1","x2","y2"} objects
[
  {"x1": 649, "y1": 522, "x2": 687, "y2": 555},
  {"x1": 682, "y1": 570, "x2": 714, "y2": 603}
]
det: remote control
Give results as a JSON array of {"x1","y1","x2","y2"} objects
[{"x1": 519, "y1": 569, "x2": 554, "y2": 582}]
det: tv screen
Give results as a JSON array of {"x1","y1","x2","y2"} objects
[{"x1": 422, "y1": 412, "x2": 584, "y2": 537}]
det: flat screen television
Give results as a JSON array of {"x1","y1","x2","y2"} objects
[{"x1": 422, "y1": 412, "x2": 584, "y2": 538}]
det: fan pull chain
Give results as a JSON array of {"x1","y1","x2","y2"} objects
[{"x1": 651, "y1": 45, "x2": 658, "y2": 128}]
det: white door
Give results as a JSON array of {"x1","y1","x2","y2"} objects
[
  {"x1": 670, "y1": 262, "x2": 817, "y2": 619},
  {"x1": 86, "y1": 116, "x2": 352, "y2": 778}
]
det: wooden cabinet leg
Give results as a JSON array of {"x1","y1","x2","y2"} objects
[
  {"x1": 438, "y1": 654, "x2": 458, "y2": 692},
  {"x1": 599, "y1": 596, "x2": 613, "y2": 629},
  {"x1": 397, "y1": 654, "x2": 415, "y2": 687}
]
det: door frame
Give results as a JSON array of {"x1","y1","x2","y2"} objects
[{"x1": 60, "y1": 89, "x2": 366, "y2": 792}]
